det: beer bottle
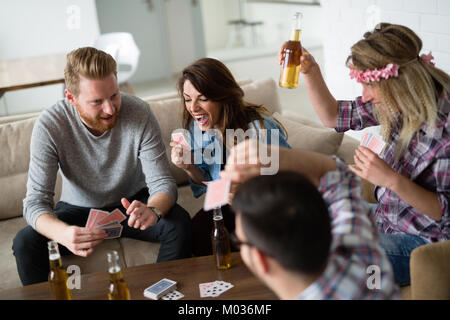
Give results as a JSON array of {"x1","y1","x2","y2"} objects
[
  {"x1": 106, "y1": 250, "x2": 130, "y2": 300},
  {"x1": 211, "y1": 208, "x2": 231, "y2": 270},
  {"x1": 48, "y1": 240, "x2": 72, "y2": 300},
  {"x1": 279, "y1": 12, "x2": 303, "y2": 88}
]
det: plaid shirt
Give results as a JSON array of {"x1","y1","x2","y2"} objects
[
  {"x1": 298, "y1": 159, "x2": 400, "y2": 299},
  {"x1": 336, "y1": 92, "x2": 450, "y2": 242}
]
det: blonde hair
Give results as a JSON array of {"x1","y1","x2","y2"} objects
[
  {"x1": 64, "y1": 47, "x2": 117, "y2": 97},
  {"x1": 347, "y1": 23, "x2": 450, "y2": 162}
]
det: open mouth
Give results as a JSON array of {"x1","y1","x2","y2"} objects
[
  {"x1": 193, "y1": 114, "x2": 209, "y2": 126},
  {"x1": 100, "y1": 115, "x2": 114, "y2": 123}
]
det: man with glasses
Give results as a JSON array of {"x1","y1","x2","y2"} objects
[{"x1": 222, "y1": 141, "x2": 400, "y2": 299}]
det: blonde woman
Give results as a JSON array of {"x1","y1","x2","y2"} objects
[{"x1": 280, "y1": 23, "x2": 450, "y2": 286}]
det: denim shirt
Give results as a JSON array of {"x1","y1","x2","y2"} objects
[{"x1": 188, "y1": 115, "x2": 291, "y2": 198}]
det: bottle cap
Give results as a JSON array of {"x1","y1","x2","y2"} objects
[
  {"x1": 107, "y1": 250, "x2": 119, "y2": 263},
  {"x1": 47, "y1": 240, "x2": 58, "y2": 250}
]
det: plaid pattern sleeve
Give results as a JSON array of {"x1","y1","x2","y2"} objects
[
  {"x1": 336, "y1": 97, "x2": 379, "y2": 132},
  {"x1": 298, "y1": 158, "x2": 400, "y2": 300},
  {"x1": 434, "y1": 157, "x2": 450, "y2": 219},
  {"x1": 372, "y1": 92, "x2": 450, "y2": 241}
]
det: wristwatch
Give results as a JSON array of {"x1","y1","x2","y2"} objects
[{"x1": 147, "y1": 206, "x2": 163, "y2": 222}]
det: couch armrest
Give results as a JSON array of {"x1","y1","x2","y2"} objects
[
  {"x1": 410, "y1": 240, "x2": 450, "y2": 300},
  {"x1": 361, "y1": 179, "x2": 377, "y2": 204}
]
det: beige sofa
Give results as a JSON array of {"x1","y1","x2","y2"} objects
[{"x1": 1, "y1": 77, "x2": 447, "y2": 299}]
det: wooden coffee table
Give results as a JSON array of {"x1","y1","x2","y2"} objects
[{"x1": 0, "y1": 252, "x2": 277, "y2": 300}]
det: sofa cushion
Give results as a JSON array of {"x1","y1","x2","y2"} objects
[
  {"x1": 0, "y1": 117, "x2": 36, "y2": 177},
  {"x1": 336, "y1": 135, "x2": 359, "y2": 164},
  {"x1": 0, "y1": 217, "x2": 27, "y2": 290},
  {"x1": 0, "y1": 118, "x2": 36, "y2": 220},
  {"x1": 0, "y1": 112, "x2": 40, "y2": 125},
  {"x1": 410, "y1": 240, "x2": 450, "y2": 300},
  {"x1": 273, "y1": 111, "x2": 344, "y2": 155},
  {"x1": 241, "y1": 78, "x2": 281, "y2": 114}
]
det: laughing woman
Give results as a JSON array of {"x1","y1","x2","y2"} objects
[{"x1": 170, "y1": 58, "x2": 290, "y2": 256}]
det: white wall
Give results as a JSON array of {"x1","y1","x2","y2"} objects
[
  {"x1": 200, "y1": 0, "x2": 240, "y2": 51},
  {"x1": 95, "y1": 0, "x2": 172, "y2": 84},
  {"x1": 201, "y1": 0, "x2": 324, "y2": 52},
  {"x1": 245, "y1": 1, "x2": 325, "y2": 49},
  {"x1": 0, "y1": 0, "x2": 100, "y2": 116},
  {"x1": 164, "y1": 0, "x2": 206, "y2": 73},
  {"x1": 321, "y1": 0, "x2": 450, "y2": 140}
]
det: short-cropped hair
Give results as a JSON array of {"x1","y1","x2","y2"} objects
[
  {"x1": 232, "y1": 171, "x2": 332, "y2": 275},
  {"x1": 64, "y1": 46, "x2": 117, "y2": 97}
]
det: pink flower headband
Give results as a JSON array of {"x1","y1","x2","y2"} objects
[{"x1": 349, "y1": 52, "x2": 435, "y2": 83}]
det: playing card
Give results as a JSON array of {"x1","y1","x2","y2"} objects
[
  {"x1": 144, "y1": 278, "x2": 177, "y2": 300},
  {"x1": 96, "y1": 208, "x2": 126, "y2": 227},
  {"x1": 101, "y1": 224, "x2": 123, "y2": 239},
  {"x1": 199, "y1": 280, "x2": 234, "y2": 298},
  {"x1": 214, "y1": 280, "x2": 234, "y2": 293},
  {"x1": 86, "y1": 209, "x2": 109, "y2": 229},
  {"x1": 360, "y1": 132, "x2": 386, "y2": 155},
  {"x1": 203, "y1": 179, "x2": 231, "y2": 211},
  {"x1": 366, "y1": 134, "x2": 386, "y2": 154},
  {"x1": 171, "y1": 131, "x2": 192, "y2": 151},
  {"x1": 210, "y1": 280, "x2": 234, "y2": 297},
  {"x1": 161, "y1": 290, "x2": 184, "y2": 300},
  {"x1": 85, "y1": 209, "x2": 97, "y2": 229},
  {"x1": 97, "y1": 221, "x2": 120, "y2": 228},
  {"x1": 360, "y1": 132, "x2": 371, "y2": 147},
  {"x1": 199, "y1": 281, "x2": 216, "y2": 298}
]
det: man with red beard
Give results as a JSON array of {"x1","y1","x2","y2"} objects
[{"x1": 13, "y1": 47, "x2": 192, "y2": 285}]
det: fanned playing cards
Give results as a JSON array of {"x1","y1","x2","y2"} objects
[
  {"x1": 360, "y1": 132, "x2": 386, "y2": 155},
  {"x1": 199, "y1": 280, "x2": 234, "y2": 298},
  {"x1": 85, "y1": 208, "x2": 126, "y2": 239},
  {"x1": 171, "y1": 131, "x2": 192, "y2": 151}
]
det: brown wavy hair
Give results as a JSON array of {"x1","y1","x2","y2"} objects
[{"x1": 177, "y1": 58, "x2": 286, "y2": 141}]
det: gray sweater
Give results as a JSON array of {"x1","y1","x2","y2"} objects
[{"x1": 23, "y1": 93, "x2": 177, "y2": 229}]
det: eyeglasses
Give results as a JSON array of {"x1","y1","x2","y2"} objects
[
  {"x1": 230, "y1": 232, "x2": 274, "y2": 257},
  {"x1": 230, "y1": 232, "x2": 253, "y2": 249}
]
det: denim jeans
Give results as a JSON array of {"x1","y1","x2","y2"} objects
[
  {"x1": 369, "y1": 204, "x2": 429, "y2": 287},
  {"x1": 13, "y1": 188, "x2": 192, "y2": 286},
  {"x1": 378, "y1": 233, "x2": 429, "y2": 287}
]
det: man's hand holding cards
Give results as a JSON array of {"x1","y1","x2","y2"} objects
[{"x1": 85, "y1": 208, "x2": 126, "y2": 239}]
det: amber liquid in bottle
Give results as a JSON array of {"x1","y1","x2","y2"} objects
[
  {"x1": 48, "y1": 241, "x2": 72, "y2": 300},
  {"x1": 279, "y1": 12, "x2": 303, "y2": 89},
  {"x1": 107, "y1": 250, "x2": 131, "y2": 300},
  {"x1": 211, "y1": 208, "x2": 231, "y2": 270}
]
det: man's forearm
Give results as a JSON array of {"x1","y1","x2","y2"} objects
[
  {"x1": 35, "y1": 213, "x2": 68, "y2": 242},
  {"x1": 278, "y1": 148, "x2": 337, "y2": 187},
  {"x1": 147, "y1": 193, "x2": 175, "y2": 216}
]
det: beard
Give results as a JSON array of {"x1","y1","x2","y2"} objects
[{"x1": 76, "y1": 105, "x2": 121, "y2": 135}]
